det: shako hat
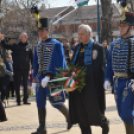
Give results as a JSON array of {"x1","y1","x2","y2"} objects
[
  {"x1": 118, "y1": 0, "x2": 134, "y2": 26},
  {"x1": 120, "y1": 12, "x2": 134, "y2": 26},
  {"x1": 37, "y1": 18, "x2": 50, "y2": 31}
]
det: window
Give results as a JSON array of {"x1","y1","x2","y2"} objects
[{"x1": 75, "y1": 20, "x2": 81, "y2": 24}]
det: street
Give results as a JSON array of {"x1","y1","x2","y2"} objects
[{"x1": 0, "y1": 92, "x2": 126, "y2": 134}]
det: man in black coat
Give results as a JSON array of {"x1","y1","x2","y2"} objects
[
  {"x1": 69, "y1": 24, "x2": 109, "y2": 134},
  {"x1": 0, "y1": 32, "x2": 33, "y2": 105}
]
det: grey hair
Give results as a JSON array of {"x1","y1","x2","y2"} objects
[
  {"x1": 78, "y1": 24, "x2": 92, "y2": 35},
  {"x1": 20, "y1": 32, "x2": 28, "y2": 38}
]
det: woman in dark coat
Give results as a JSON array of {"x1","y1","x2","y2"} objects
[{"x1": 69, "y1": 24, "x2": 109, "y2": 134}]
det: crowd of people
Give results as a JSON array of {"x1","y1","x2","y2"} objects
[
  {"x1": 0, "y1": 32, "x2": 33, "y2": 122},
  {"x1": 0, "y1": 5, "x2": 134, "y2": 134}
]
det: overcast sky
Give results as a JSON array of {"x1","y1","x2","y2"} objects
[{"x1": 45, "y1": 0, "x2": 117, "y2": 8}]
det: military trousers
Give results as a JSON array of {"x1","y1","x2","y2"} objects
[{"x1": 113, "y1": 77, "x2": 134, "y2": 125}]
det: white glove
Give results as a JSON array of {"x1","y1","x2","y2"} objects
[
  {"x1": 132, "y1": 84, "x2": 134, "y2": 90},
  {"x1": 31, "y1": 83, "x2": 36, "y2": 89},
  {"x1": 104, "y1": 80, "x2": 111, "y2": 91},
  {"x1": 132, "y1": 83, "x2": 134, "y2": 90},
  {"x1": 41, "y1": 76, "x2": 50, "y2": 88},
  {"x1": 130, "y1": 79, "x2": 134, "y2": 91}
]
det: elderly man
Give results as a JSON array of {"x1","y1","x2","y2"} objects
[
  {"x1": 104, "y1": 10, "x2": 134, "y2": 133},
  {"x1": 0, "y1": 32, "x2": 33, "y2": 105},
  {"x1": 69, "y1": 24, "x2": 109, "y2": 134}
]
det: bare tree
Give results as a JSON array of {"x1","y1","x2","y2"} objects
[
  {"x1": 0, "y1": 0, "x2": 15, "y2": 59},
  {"x1": 8, "y1": 0, "x2": 44, "y2": 44},
  {"x1": 127, "y1": 0, "x2": 134, "y2": 12},
  {"x1": 100, "y1": 0, "x2": 113, "y2": 45},
  {"x1": 62, "y1": 24, "x2": 73, "y2": 44}
]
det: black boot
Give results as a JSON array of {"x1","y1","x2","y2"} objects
[
  {"x1": 101, "y1": 115, "x2": 109, "y2": 134},
  {"x1": 0, "y1": 99, "x2": 7, "y2": 122},
  {"x1": 124, "y1": 122, "x2": 134, "y2": 134},
  {"x1": 58, "y1": 104, "x2": 72, "y2": 130},
  {"x1": 102, "y1": 122, "x2": 109, "y2": 134},
  {"x1": 31, "y1": 108, "x2": 47, "y2": 134}
]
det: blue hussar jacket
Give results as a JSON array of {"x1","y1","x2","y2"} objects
[
  {"x1": 33, "y1": 38, "x2": 67, "y2": 80},
  {"x1": 105, "y1": 36, "x2": 134, "y2": 82}
]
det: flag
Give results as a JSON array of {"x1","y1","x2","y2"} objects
[
  {"x1": 69, "y1": 79, "x2": 76, "y2": 88},
  {"x1": 64, "y1": 77, "x2": 76, "y2": 88},
  {"x1": 75, "y1": 0, "x2": 89, "y2": 7},
  {"x1": 50, "y1": 88, "x2": 64, "y2": 96},
  {"x1": 46, "y1": 47, "x2": 51, "y2": 51},
  {"x1": 64, "y1": 78, "x2": 71, "y2": 87},
  {"x1": 49, "y1": 77, "x2": 69, "y2": 83}
]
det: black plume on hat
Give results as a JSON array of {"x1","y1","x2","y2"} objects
[
  {"x1": 117, "y1": 0, "x2": 127, "y2": 8},
  {"x1": 31, "y1": 5, "x2": 39, "y2": 14}
]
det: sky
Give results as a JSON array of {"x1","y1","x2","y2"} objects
[{"x1": 45, "y1": 0, "x2": 117, "y2": 8}]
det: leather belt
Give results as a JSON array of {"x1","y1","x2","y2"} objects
[{"x1": 114, "y1": 72, "x2": 128, "y2": 77}]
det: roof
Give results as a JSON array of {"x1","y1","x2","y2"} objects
[
  {"x1": 40, "y1": 6, "x2": 74, "y2": 19},
  {"x1": 60, "y1": 4, "x2": 121, "y2": 21}
]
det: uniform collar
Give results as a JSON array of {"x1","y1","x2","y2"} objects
[
  {"x1": 121, "y1": 36, "x2": 133, "y2": 40},
  {"x1": 42, "y1": 38, "x2": 52, "y2": 43},
  {"x1": 45, "y1": 38, "x2": 52, "y2": 42}
]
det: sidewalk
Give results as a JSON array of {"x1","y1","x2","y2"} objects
[{"x1": 0, "y1": 92, "x2": 126, "y2": 134}]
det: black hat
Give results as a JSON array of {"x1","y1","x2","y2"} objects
[
  {"x1": 120, "y1": 12, "x2": 134, "y2": 26},
  {"x1": 37, "y1": 18, "x2": 50, "y2": 31},
  {"x1": 31, "y1": 6, "x2": 39, "y2": 14}
]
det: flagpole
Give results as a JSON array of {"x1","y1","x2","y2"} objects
[{"x1": 97, "y1": 0, "x2": 101, "y2": 43}]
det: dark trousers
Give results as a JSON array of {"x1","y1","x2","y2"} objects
[
  {"x1": 0, "y1": 98, "x2": 7, "y2": 122},
  {"x1": 0, "y1": 84, "x2": 7, "y2": 101},
  {"x1": 79, "y1": 124, "x2": 92, "y2": 134},
  {"x1": 7, "y1": 81, "x2": 14, "y2": 98},
  {"x1": 14, "y1": 69, "x2": 29, "y2": 103}
]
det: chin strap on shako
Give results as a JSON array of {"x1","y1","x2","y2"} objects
[{"x1": 123, "y1": 25, "x2": 131, "y2": 36}]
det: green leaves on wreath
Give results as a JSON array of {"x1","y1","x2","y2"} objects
[{"x1": 55, "y1": 64, "x2": 87, "y2": 92}]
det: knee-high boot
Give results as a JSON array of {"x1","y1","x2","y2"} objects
[
  {"x1": 0, "y1": 99, "x2": 7, "y2": 122},
  {"x1": 58, "y1": 104, "x2": 72, "y2": 130},
  {"x1": 31, "y1": 108, "x2": 47, "y2": 134},
  {"x1": 124, "y1": 122, "x2": 134, "y2": 134}
]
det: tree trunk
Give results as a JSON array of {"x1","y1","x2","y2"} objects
[
  {"x1": 100, "y1": 0, "x2": 113, "y2": 46},
  {"x1": 129, "y1": 0, "x2": 134, "y2": 12}
]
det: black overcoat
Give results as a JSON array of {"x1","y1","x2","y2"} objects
[
  {"x1": 69, "y1": 42, "x2": 106, "y2": 127},
  {"x1": 1, "y1": 40, "x2": 33, "y2": 70}
]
